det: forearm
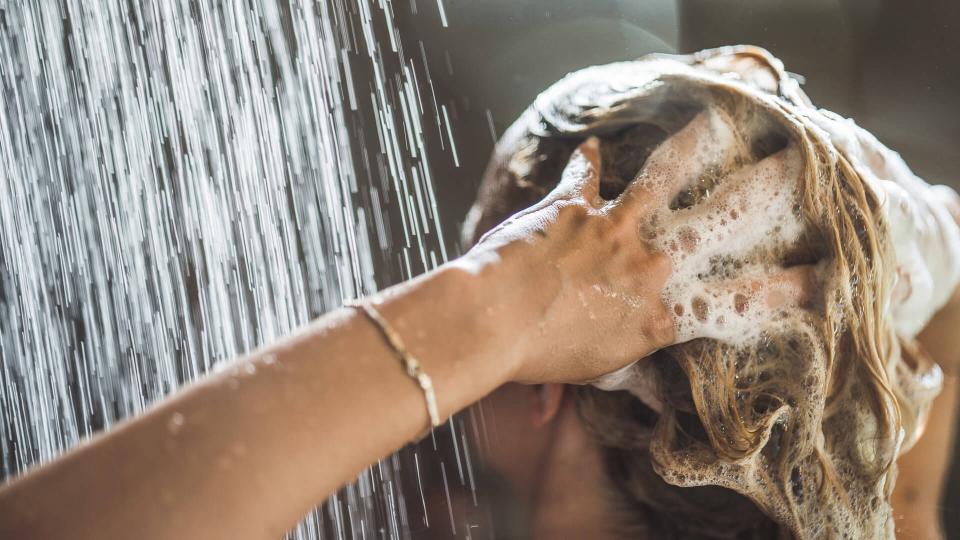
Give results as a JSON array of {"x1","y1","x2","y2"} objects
[
  {"x1": 891, "y1": 377, "x2": 957, "y2": 540},
  {"x1": 0, "y1": 135, "x2": 706, "y2": 539},
  {"x1": 0, "y1": 258, "x2": 530, "y2": 540},
  {"x1": 892, "y1": 287, "x2": 960, "y2": 539}
]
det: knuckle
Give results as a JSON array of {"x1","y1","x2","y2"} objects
[
  {"x1": 623, "y1": 184, "x2": 657, "y2": 208},
  {"x1": 556, "y1": 201, "x2": 591, "y2": 226}
]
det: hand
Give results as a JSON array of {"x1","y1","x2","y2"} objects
[{"x1": 459, "y1": 110, "x2": 815, "y2": 384}]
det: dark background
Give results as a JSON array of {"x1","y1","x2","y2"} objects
[{"x1": 391, "y1": 0, "x2": 959, "y2": 534}]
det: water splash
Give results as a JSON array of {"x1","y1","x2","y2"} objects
[{"x1": 0, "y1": 1, "x2": 474, "y2": 537}]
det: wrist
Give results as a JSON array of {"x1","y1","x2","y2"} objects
[
  {"x1": 449, "y1": 243, "x2": 561, "y2": 377},
  {"x1": 371, "y1": 250, "x2": 550, "y2": 418}
]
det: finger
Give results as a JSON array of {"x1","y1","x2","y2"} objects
[
  {"x1": 665, "y1": 145, "x2": 804, "y2": 260},
  {"x1": 474, "y1": 138, "x2": 603, "y2": 245},
  {"x1": 706, "y1": 265, "x2": 817, "y2": 321},
  {"x1": 618, "y1": 108, "x2": 738, "y2": 212},
  {"x1": 706, "y1": 144, "x2": 802, "y2": 213},
  {"x1": 546, "y1": 137, "x2": 602, "y2": 207},
  {"x1": 672, "y1": 265, "x2": 819, "y2": 343},
  {"x1": 721, "y1": 265, "x2": 818, "y2": 312},
  {"x1": 711, "y1": 145, "x2": 803, "y2": 251}
]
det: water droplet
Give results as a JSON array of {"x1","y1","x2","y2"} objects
[{"x1": 167, "y1": 413, "x2": 185, "y2": 434}]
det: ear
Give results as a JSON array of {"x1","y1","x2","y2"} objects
[{"x1": 529, "y1": 384, "x2": 565, "y2": 428}]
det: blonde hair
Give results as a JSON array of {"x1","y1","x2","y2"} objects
[{"x1": 464, "y1": 46, "x2": 942, "y2": 538}]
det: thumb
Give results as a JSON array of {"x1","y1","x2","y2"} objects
[{"x1": 546, "y1": 137, "x2": 602, "y2": 207}]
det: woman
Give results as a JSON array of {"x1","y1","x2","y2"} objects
[
  {"x1": 0, "y1": 47, "x2": 957, "y2": 539},
  {"x1": 462, "y1": 47, "x2": 960, "y2": 539}
]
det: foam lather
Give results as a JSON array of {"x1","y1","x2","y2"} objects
[{"x1": 464, "y1": 46, "x2": 960, "y2": 538}]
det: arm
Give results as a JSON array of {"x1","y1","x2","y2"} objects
[
  {"x1": 892, "y1": 287, "x2": 960, "y2": 539},
  {"x1": 891, "y1": 192, "x2": 960, "y2": 539},
  {"x1": 0, "y1": 264, "x2": 537, "y2": 540},
  {"x1": 0, "y1": 133, "x2": 807, "y2": 539},
  {"x1": 0, "y1": 139, "x2": 664, "y2": 540}
]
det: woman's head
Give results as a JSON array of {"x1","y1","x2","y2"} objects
[{"x1": 464, "y1": 46, "x2": 944, "y2": 538}]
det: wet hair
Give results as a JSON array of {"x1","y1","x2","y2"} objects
[{"x1": 462, "y1": 47, "x2": 943, "y2": 538}]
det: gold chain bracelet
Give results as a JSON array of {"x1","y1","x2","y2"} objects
[{"x1": 344, "y1": 299, "x2": 441, "y2": 432}]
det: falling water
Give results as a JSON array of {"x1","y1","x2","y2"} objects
[{"x1": 0, "y1": 1, "x2": 479, "y2": 537}]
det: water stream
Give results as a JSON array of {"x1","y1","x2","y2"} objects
[{"x1": 0, "y1": 1, "x2": 470, "y2": 537}]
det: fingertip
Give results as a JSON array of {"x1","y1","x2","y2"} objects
[
  {"x1": 550, "y1": 137, "x2": 603, "y2": 204},
  {"x1": 767, "y1": 265, "x2": 819, "y2": 309},
  {"x1": 574, "y1": 136, "x2": 603, "y2": 200},
  {"x1": 577, "y1": 136, "x2": 602, "y2": 170}
]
